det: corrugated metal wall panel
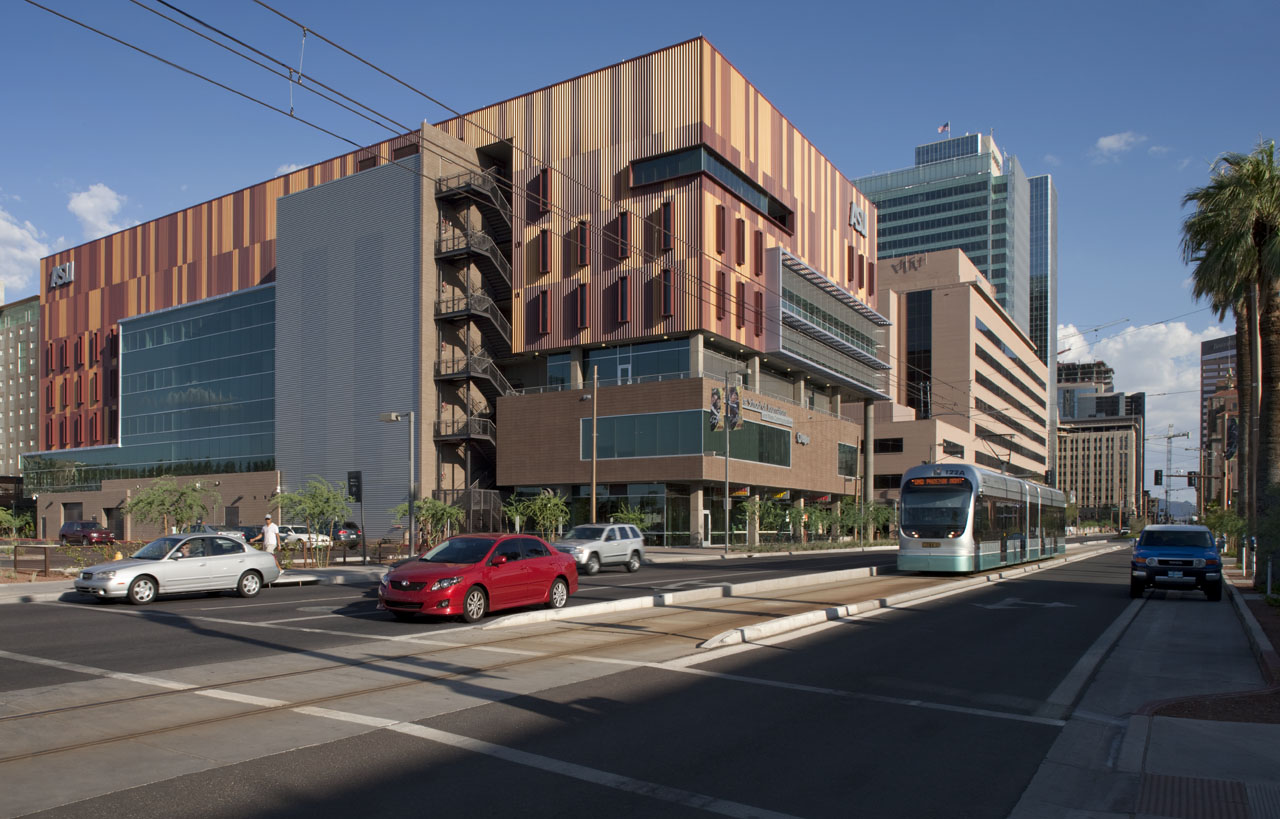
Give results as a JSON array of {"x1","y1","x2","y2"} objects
[{"x1": 275, "y1": 156, "x2": 422, "y2": 537}]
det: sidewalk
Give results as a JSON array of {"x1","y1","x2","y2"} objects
[{"x1": 1012, "y1": 567, "x2": 1280, "y2": 819}]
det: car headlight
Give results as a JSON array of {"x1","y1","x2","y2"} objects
[
  {"x1": 1145, "y1": 557, "x2": 1158, "y2": 566},
  {"x1": 97, "y1": 570, "x2": 117, "y2": 579},
  {"x1": 379, "y1": 574, "x2": 389, "y2": 586},
  {"x1": 431, "y1": 576, "x2": 463, "y2": 591}
]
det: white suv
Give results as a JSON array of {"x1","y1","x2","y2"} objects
[{"x1": 554, "y1": 524, "x2": 645, "y2": 575}]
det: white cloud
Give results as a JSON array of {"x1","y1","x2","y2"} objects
[
  {"x1": 1148, "y1": 145, "x2": 1173, "y2": 156},
  {"x1": 67, "y1": 183, "x2": 134, "y2": 240},
  {"x1": 1057, "y1": 321, "x2": 1230, "y2": 486},
  {"x1": 1178, "y1": 157, "x2": 1194, "y2": 172},
  {"x1": 276, "y1": 163, "x2": 303, "y2": 176},
  {"x1": 1043, "y1": 153, "x2": 1062, "y2": 167},
  {"x1": 0, "y1": 206, "x2": 51, "y2": 293},
  {"x1": 1092, "y1": 131, "x2": 1147, "y2": 162}
]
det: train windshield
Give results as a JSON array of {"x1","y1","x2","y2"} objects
[{"x1": 900, "y1": 477, "x2": 973, "y2": 533}]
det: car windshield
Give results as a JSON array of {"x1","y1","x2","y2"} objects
[
  {"x1": 132, "y1": 537, "x2": 184, "y2": 560},
  {"x1": 419, "y1": 537, "x2": 495, "y2": 564},
  {"x1": 1141, "y1": 530, "x2": 1213, "y2": 549},
  {"x1": 565, "y1": 525, "x2": 606, "y2": 540}
]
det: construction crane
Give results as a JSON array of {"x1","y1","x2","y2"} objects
[{"x1": 1147, "y1": 424, "x2": 1189, "y2": 521}]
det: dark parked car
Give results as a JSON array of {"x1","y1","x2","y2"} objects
[
  {"x1": 378, "y1": 533, "x2": 578, "y2": 622},
  {"x1": 59, "y1": 520, "x2": 116, "y2": 546},
  {"x1": 331, "y1": 521, "x2": 362, "y2": 547},
  {"x1": 1130, "y1": 524, "x2": 1223, "y2": 601}
]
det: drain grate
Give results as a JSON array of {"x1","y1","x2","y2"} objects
[{"x1": 1136, "y1": 773, "x2": 1250, "y2": 819}]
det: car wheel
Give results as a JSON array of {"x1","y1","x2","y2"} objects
[
  {"x1": 127, "y1": 576, "x2": 157, "y2": 605},
  {"x1": 624, "y1": 552, "x2": 641, "y2": 573},
  {"x1": 462, "y1": 587, "x2": 488, "y2": 623},
  {"x1": 391, "y1": 610, "x2": 417, "y2": 622},
  {"x1": 236, "y1": 571, "x2": 263, "y2": 598},
  {"x1": 1204, "y1": 581, "x2": 1223, "y2": 602},
  {"x1": 584, "y1": 554, "x2": 601, "y2": 576},
  {"x1": 547, "y1": 578, "x2": 569, "y2": 609},
  {"x1": 1129, "y1": 578, "x2": 1145, "y2": 599},
  {"x1": 60, "y1": 537, "x2": 69, "y2": 547}
]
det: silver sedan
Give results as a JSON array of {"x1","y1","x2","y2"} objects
[{"x1": 75, "y1": 534, "x2": 282, "y2": 604}]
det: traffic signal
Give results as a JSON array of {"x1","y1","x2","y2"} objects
[
  {"x1": 1154, "y1": 470, "x2": 1163, "y2": 486},
  {"x1": 1188, "y1": 471, "x2": 1198, "y2": 488}
]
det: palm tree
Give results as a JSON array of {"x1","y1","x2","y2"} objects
[{"x1": 1181, "y1": 140, "x2": 1280, "y2": 560}]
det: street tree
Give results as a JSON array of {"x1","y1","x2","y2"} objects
[
  {"x1": 608, "y1": 501, "x2": 648, "y2": 528},
  {"x1": 278, "y1": 475, "x2": 351, "y2": 567},
  {"x1": 525, "y1": 493, "x2": 570, "y2": 540},
  {"x1": 125, "y1": 477, "x2": 221, "y2": 536},
  {"x1": 392, "y1": 497, "x2": 464, "y2": 551},
  {"x1": 502, "y1": 495, "x2": 531, "y2": 533},
  {"x1": 1181, "y1": 140, "x2": 1280, "y2": 563},
  {"x1": 0, "y1": 508, "x2": 31, "y2": 538}
]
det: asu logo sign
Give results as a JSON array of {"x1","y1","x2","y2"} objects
[
  {"x1": 848, "y1": 202, "x2": 868, "y2": 237},
  {"x1": 49, "y1": 262, "x2": 75, "y2": 289}
]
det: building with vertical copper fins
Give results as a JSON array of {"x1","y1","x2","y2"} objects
[{"x1": 29, "y1": 38, "x2": 890, "y2": 546}]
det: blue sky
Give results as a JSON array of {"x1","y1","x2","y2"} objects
[{"x1": 3, "y1": 0, "x2": 1277, "y2": 503}]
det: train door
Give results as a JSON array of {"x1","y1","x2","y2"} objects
[{"x1": 1024, "y1": 484, "x2": 1034, "y2": 561}]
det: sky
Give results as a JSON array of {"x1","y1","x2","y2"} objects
[{"x1": 3, "y1": 0, "x2": 1277, "y2": 506}]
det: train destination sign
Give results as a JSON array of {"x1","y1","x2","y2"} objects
[{"x1": 906, "y1": 477, "x2": 969, "y2": 487}]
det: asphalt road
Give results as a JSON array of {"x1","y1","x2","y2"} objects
[{"x1": 2, "y1": 547, "x2": 1138, "y2": 818}]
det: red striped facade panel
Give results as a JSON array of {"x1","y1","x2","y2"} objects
[
  {"x1": 38, "y1": 134, "x2": 415, "y2": 450},
  {"x1": 436, "y1": 37, "x2": 879, "y2": 357}
]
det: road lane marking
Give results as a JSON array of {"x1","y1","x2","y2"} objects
[
  {"x1": 0, "y1": 649, "x2": 196, "y2": 691},
  {"x1": 659, "y1": 665, "x2": 1067, "y2": 727},
  {"x1": 189, "y1": 594, "x2": 369, "y2": 611}
]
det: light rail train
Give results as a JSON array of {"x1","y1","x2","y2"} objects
[{"x1": 897, "y1": 463, "x2": 1067, "y2": 573}]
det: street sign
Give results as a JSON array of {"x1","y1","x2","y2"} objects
[{"x1": 347, "y1": 470, "x2": 363, "y2": 503}]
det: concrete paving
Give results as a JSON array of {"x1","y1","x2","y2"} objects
[{"x1": 6, "y1": 540, "x2": 1278, "y2": 818}]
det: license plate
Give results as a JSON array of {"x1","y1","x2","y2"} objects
[
  {"x1": 922, "y1": 541, "x2": 941, "y2": 548},
  {"x1": 1167, "y1": 570, "x2": 1183, "y2": 578}
]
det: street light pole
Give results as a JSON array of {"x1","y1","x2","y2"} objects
[
  {"x1": 380, "y1": 411, "x2": 416, "y2": 553},
  {"x1": 591, "y1": 366, "x2": 598, "y2": 524}
]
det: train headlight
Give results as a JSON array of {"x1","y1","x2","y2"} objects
[
  {"x1": 904, "y1": 529, "x2": 919, "y2": 538},
  {"x1": 946, "y1": 530, "x2": 962, "y2": 538}
]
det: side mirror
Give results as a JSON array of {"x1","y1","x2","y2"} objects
[{"x1": 491, "y1": 555, "x2": 509, "y2": 566}]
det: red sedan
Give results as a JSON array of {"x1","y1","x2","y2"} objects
[{"x1": 378, "y1": 533, "x2": 578, "y2": 622}]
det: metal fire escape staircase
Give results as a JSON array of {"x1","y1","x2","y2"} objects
[{"x1": 432, "y1": 168, "x2": 514, "y2": 531}]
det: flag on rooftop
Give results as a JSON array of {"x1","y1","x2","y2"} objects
[{"x1": 938, "y1": 121, "x2": 950, "y2": 134}]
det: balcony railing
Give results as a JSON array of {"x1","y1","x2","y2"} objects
[
  {"x1": 435, "y1": 291, "x2": 511, "y2": 347},
  {"x1": 435, "y1": 353, "x2": 514, "y2": 397}
]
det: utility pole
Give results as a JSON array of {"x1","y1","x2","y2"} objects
[{"x1": 1147, "y1": 424, "x2": 1188, "y2": 521}]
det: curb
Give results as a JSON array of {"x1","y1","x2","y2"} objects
[
  {"x1": 482, "y1": 544, "x2": 1125, "y2": 639},
  {"x1": 484, "y1": 566, "x2": 884, "y2": 629},
  {"x1": 1228, "y1": 578, "x2": 1280, "y2": 686}
]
